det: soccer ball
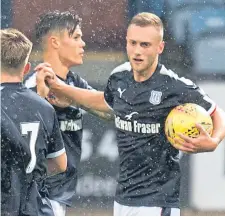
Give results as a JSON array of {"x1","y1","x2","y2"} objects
[{"x1": 165, "y1": 103, "x2": 213, "y2": 149}]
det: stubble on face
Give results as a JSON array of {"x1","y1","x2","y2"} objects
[
  {"x1": 129, "y1": 54, "x2": 155, "y2": 75},
  {"x1": 126, "y1": 24, "x2": 163, "y2": 80}
]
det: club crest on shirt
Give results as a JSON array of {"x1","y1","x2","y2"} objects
[{"x1": 149, "y1": 90, "x2": 162, "y2": 105}]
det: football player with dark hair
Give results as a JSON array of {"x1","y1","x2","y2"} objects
[
  {"x1": 40, "y1": 12, "x2": 225, "y2": 216},
  {"x1": 24, "y1": 10, "x2": 113, "y2": 215}
]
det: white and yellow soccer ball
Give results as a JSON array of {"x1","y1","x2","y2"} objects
[{"x1": 165, "y1": 103, "x2": 213, "y2": 149}]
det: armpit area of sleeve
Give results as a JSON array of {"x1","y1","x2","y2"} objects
[
  {"x1": 47, "y1": 148, "x2": 66, "y2": 159},
  {"x1": 104, "y1": 92, "x2": 114, "y2": 110}
]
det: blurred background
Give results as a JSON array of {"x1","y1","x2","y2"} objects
[{"x1": 1, "y1": 0, "x2": 225, "y2": 215}]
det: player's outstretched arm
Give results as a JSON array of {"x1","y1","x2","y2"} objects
[
  {"x1": 47, "y1": 89, "x2": 114, "y2": 121},
  {"x1": 46, "y1": 75, "x2": 112, "y2": 113},
  {"x1": 175, "y1": 107, "x2": 225, "y2": 153},
  {"x1": 54, "y1": 85, "x2": 110, "y2": 112},
  {"x1": 35, "y1": 63, "x2": 112, "y2": 113},
  {"x1": 80, "y1": 105, "x2": 114, "y2": 121}
]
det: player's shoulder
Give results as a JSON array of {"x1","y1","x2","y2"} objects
[
  {"x1": 67, "y1": 70, "x2": 77, "y2": 79},
  {"x1": 159, "y1": 64, "x2": 195, "y2": 86},
  {"x1": 22, "y1": 87, "x2": 55, "y2": 113},
  {"x1": 23, "y1": 71, "x2": 37, "y2": 88},
  {"x1": 68, "y1": 70, "x2": 93, "y2": 89},
  {"x1": 110, "y1": 62, "x2": 132, "y2": 78},
  {"x1": 68, "y1": 70, "x2": 84, "y2": 83}
]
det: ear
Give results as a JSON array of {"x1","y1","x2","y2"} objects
[
  {"x1": 49, "y1": 36, "x2": 60, "y2": 49},
  {"x1": 23, "y1": 62, "x2": 31, "y2": 77},
  {"x1": 158, "y1": 41, "x2": 165, "y2": 54}
]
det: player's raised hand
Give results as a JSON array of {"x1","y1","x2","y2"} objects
[
  {"x1": 45, "y1": 73, "x2": 65, "y2": 89},
  {"x1": 34, "y1": 62, "x2": 51, "y2": 71},
  {"x1": 174, "y1": 123, "x2": 218, "y2": 153},
  {"x1": 35, "y1": 63, "x2": 55, "y2": 81},
  {"x1": 34, "y1": 62, "x2": 56, "y2": 98},
  {"x1": 34, "y1": 64, "x2": 72, "y2": 107}
]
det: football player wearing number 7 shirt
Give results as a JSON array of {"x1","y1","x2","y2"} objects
[{"x1": 0, "y1": 29, "x2": 67, "y2": 216}]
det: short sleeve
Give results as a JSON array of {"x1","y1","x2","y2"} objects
[
  {"x1": 104, "y1": 77, "x2": 114, "y2": 109},
  {"x1": 179, "y1": 80, "x2": 216, "y2": 115},
  {"x1": 46, "y1": 111, "x2": 65, "y2": 158}
]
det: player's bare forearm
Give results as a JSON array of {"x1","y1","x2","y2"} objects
[
  {"x1": 50, "y1": 81, "x2": 111, "y2": 112},
  {"x1": 211, "y1": 107, "x2": 225, "y2": 146},
  {"x1": 80, "y1": 105, "x2": 114, "y2": 121}
]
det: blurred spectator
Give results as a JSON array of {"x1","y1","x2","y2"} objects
[
  {"x1": 127, "y1": 0, "x2": 165, "y2": 22},
  {"x1": 1, "y1": 0, "x2": 12, "y2": 28}
]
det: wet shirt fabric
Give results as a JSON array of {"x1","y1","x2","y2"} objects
[
  {"x1": 104, "y1": 62, "x2": 216, "y2": 208},
  {"x1": 1, "y1": 83, "x2": 65, "y2": 215},
  {"x1": 24, "y1": 71, "x2": 93, "y2": 206}
]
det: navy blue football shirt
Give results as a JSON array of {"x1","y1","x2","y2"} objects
[
  {"x1": 1, "y1": 82, "x2": 65, "y2": 215},
  {"x1": 24, "y1": 71, "x2": 93, "y2": 206},
  {"x1": 104, "y1": 62, "x2": 216, "y2": 208}
]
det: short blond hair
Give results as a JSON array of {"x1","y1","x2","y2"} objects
[
  {"x1": 1, "y1": 28, "x2": 32, "y2": 72},
  {"x1": 130, "y1": 12, "x2": 164, "y2": 40}
]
